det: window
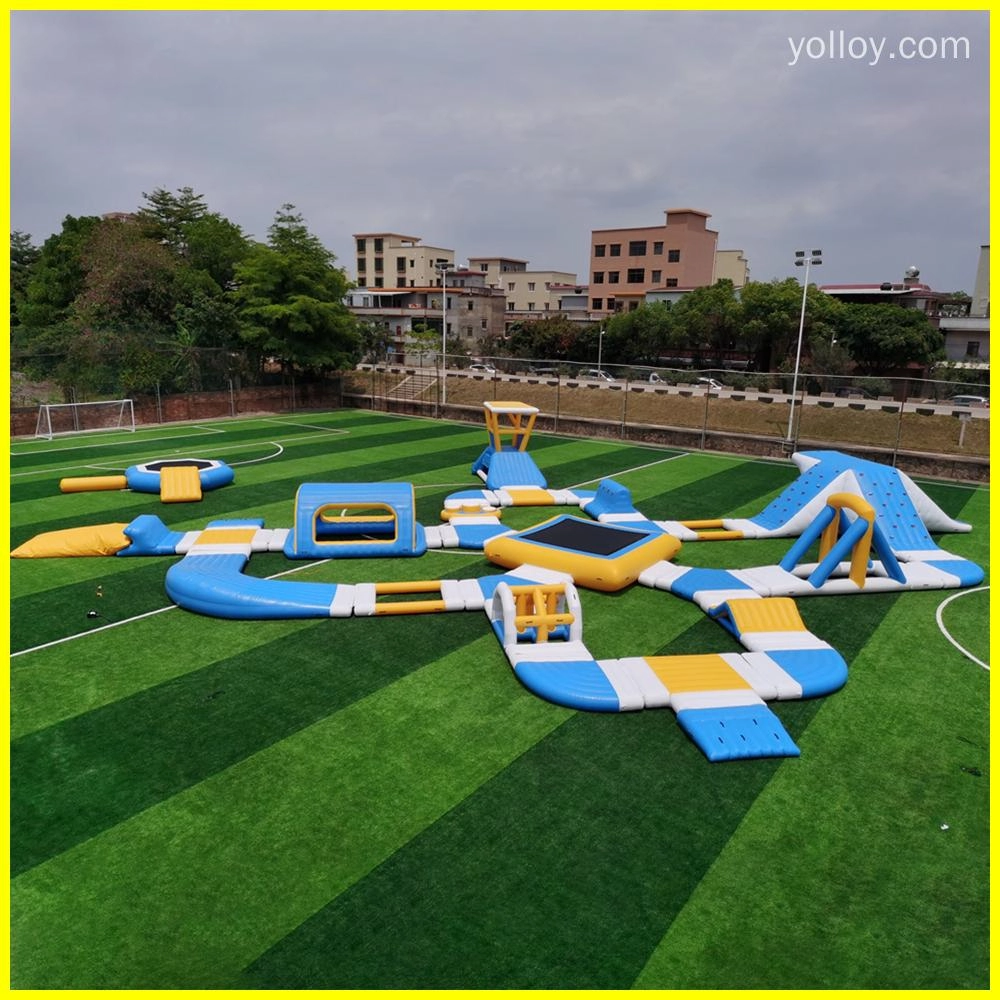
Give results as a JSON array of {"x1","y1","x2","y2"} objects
[
  {"x1": 608, "y1": 271, "x2": 620, "y2": 284},
  {"x1": 607, "y1": 297, "x2": 617, "y2": 311},
  {"x1": 481, "y1": 318, "x2": 488, "y2": 328},
  {"x1": 508, "y1": 282, "x2": 516, "y2": 292},
  {"x1": 357, "y1": 258, "x2": 366, "y2": 272},
  {"x1": 374, "y1": 277, "x2": 384, "y2": 288},
  {"x1": 610, "y1": 244, "x2": 621, "y2": 256},
  {"x1": 653, "y1": 241, "x2": 664, "y2": 255},
  {"x1": 508, "y1": 301, "x2": 516, "y2": 311},
  {"x1": 967, "y1": 340, "x2": 981, "y2": 357},
  {"x1": 467, "y1": 301, "x2": 474, "y2": 311},
  {"x1": 592, "y1": 272, "x2": 605, "y2": 284},
  {"x1": 651, "y1": 270, "x2": 662, "y2": 283},
  {"x1": 594, "y1": 244, "x2": 606, "y2": 257},
  {"x1": 527, "y1": 303, "x2": 535, "y2": 311},
  {"x1": 373, "y1": 238, "x2": 383, "y2": 252},
  {"x1": 528, "y1": 282, "x2": 535, "y2": 291},
  {"x1": 356, "y1": 238, "x2": 366, "y2": 252},
  {"x1": 374, "y1": 259, "x2": 383, "y2": 273},
  {"x1": 480, "y1": 263, "x2": 488, "y2": 271},
  {"x1": 396, "y1": 256, "x2": 406, "y2": 272},
  {"x1": 668, "y1": 249, "x2": 681, "y2": 263},
  {"x1": 592, "y1": 297, "x2": 603, "y2": 310},
  {"x1": 627, "y1": 268, "x2": 645, "y2": 283},
  {"x1": 629, "y1": 240, "x2": 647, "y2": 256},
  {"x1": 666, "y1": 278, "x2": 678, "y2": 288},
  {"x1": 410, "y1": 259, "x2": 415, "y2": 268}
]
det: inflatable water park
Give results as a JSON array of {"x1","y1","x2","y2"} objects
[{"x1": 13, "y1": 401, "x2": 984, "y2": 762}]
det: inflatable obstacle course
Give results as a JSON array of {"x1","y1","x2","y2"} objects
[{"x1": 59, "y1": 458, "x2": 234, "y2": 502}]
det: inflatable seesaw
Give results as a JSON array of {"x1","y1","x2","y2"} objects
[{"x1": 11, "y1": 403, "x2": 984, "y2": 762}]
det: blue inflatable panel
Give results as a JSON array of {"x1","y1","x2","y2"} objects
[
  {"x1": 119, "y1": 514, "x2": 185, "y2": 556},
  {"x1": 446, "y1": 489, "x2": 496, "y2": 503},
  {"x1": 471, "y1": 444, "x2": 496, "y2": 478},
  {"x1": 765, "y1": 648, "x2": 849, "y2": 698},
  {"x1": 676, "y1": 704, "x2": 800, "y2": 761},
  {"x1": 476, "y1": 573, "x2": 553, "y2": 601},
  {"x1": 669, "y1": 567, "x2": 754, "y2": 602},
  {"x1": 581, "y1": 479, "x2": 636, "y2": 519},
  {"x1": 451, "y1": 522, "x2": 512, "y2": 549},
  {"x1": 166, "y1": 553, "x2": 340, "y2": 619},
  {"x1": 927, "y1": 559, "x2": 985, "y2": 587},
  {"x1": 513, "y1": 658, "x2": 621, "y2": 711},
  {"x1": 485, "y1": 451, "x2": 547, "y2": 490}
]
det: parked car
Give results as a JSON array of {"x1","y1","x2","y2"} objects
[
  {"x1": 697, "y1": 377, "x2": 724, "y2": 390},
  {"x1": 583, "y1": 369, "x2": 616, "y2": 382},
  {"x1": 648, "y1": 372, "x2": 664, "y2": 384},
  {"x1": 835, "y1": 386, "x2": 875, "y2": 399},
  {"x1": 527, "y1": 366, "x2": 559, "y2": 377},
  {"x1": 949, "y1": 395, "x2": 989, "y2": 407},
  {"x1": 468, "y1": 363, "x2": 497, "y2": 374}
]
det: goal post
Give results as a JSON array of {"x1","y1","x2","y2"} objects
[{"x1": 34, "y1": 399, "x2": 136, "y2": 440}]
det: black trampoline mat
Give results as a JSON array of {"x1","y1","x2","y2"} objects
[
  {"x1": 520, "y1": 518, "x2": 644, "y2": 557},
  {"x1": 143, "y1": 459, "x2": 216, "y2": 471}
]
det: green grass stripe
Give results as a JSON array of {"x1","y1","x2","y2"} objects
[
  {"x1": 10, "y1": 548, "x2": 488, "y2": 737},
  {"x1": 238, "y1": 708, "x2": 789, "y2": 989},
  {"x1": 11, "y1": 606, "x2": 490, "y2": 874},
  {"x1": 10, "y1": 558, "x2": 179, "y2": 650},
  {"x1": 634, "y1": 609, "x2": 989, "y2": 987},
  {"x1": 10, "y1": 638, "x2": 572, "y2": 990}
]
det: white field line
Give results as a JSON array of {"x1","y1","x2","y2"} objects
[
  {"x1": 568, "y1": 451, "x2": 690, "y2": 490},
  {"x1": 10, "y1": 559, "x2": 331, "y2": 660},
  {"x1": 935, "y1": 586, "x2": 990, "y2": 671}
]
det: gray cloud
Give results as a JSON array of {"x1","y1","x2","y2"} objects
[{"x1": 11, "y1": 10, "x2": 988, "y2": 292}]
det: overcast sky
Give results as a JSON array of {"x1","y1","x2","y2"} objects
[{"x1": 10, "y1": 9, "x2": 989, "y2": 293}]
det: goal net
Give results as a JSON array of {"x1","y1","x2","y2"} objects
[{"x1": 35, "y1": 399, "x2": 136, "y2": 440}]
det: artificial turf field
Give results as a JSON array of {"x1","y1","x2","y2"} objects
[{"x1": 8, "y1": 409, "x2": 990, "y2": 989}]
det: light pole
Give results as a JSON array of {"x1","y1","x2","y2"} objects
[
  {"x1": 435, "y1": 260, "x2": 453, "y2": 404},
  {"x1": 786, "y1": 249, "x2": 822, "y2": 444},
  {"x1": 597, "y1": 326, "x2": 604, "y2": 372}
]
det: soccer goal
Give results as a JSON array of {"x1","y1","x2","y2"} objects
[{"x1": 35, "y1": 399, "x2": 136, "y2": 440}]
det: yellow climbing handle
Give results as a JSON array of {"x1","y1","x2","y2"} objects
[{"x1": 819, "y1": 492, "x2": 876, "y2": 588}]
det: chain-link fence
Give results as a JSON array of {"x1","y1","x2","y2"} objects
[{"x1": 346, "y1": 355, "x2": 989, "y2": 472}]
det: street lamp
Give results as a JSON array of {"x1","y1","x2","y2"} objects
[
  {"x1": 597, "y1": 325, "x2": 604, "y2": 372},
  {"x1": 435, "y1": 260, "x2": 454, "y2": 404},
  {"x1": 786, "y1": 249, "x2": 822, "y2": 443}
]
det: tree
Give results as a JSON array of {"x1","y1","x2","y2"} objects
[
  {"x1": 834, "y1": 303, "x2": 944, "y2": 373},
  {"x1": 233, "y1": 205, "x2": 359, "y2": 373},
  {"x1": 670, "y1": 279, "x2": 740, "y2": 362},
  {"x1": 602, "y1": 302, "x2": 679, "y2": 365},
  {"x1": 137, "y1": 186, "x2": 209, "y2": 253},
  {"x1": 505, "y1": 315, "x2": 582, "y2": 361},
  {"x1": 10, "y1": 231, "x2": 40, "y2": 335}
]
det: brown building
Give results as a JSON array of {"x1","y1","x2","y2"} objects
[{"x1": 589, "y1": 208, "x2": 719, "y2": 314}]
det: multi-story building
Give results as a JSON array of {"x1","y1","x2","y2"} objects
[
  {"x1": 468, "y1": 255, "x2": 579, "y2": 318},
  {"x1": 353, "y1": 232, "x2": 454, "y2": 289},
  {"x1": 588, "y1": 208, "x2": 720, "y2": 314}
]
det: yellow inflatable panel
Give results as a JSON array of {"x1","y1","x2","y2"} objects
[
  {"x1": 11, "y1": 523, "x2": 132, "y2": 558},
  {"x1": 59, "y1": 475, "x2": 128, "y2": 493},
  {"x1": 160, "y1": 465, "x2": 203, "y2": 503},
  {"x1": 644, "y1": 654, "x2": 752, "y2": 693},
  {"x1": 504, "y1": 488, "x2": 555, "y2": 506},
  {"x1": 724, "y1": 597, "x2": 806, "y2": 634}
]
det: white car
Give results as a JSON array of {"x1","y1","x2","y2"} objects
[
  {"x1": 584, "y1": 369, "x2": 616, "y2": 382},
  {"x1": 468, "y1": 363, "x2": 497, "y2": 374},
  {"x1": 697, "y1": 377, "x2": 724, "y2": 390}
]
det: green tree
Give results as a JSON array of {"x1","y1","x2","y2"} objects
[
  {"x1": 137, "y1": 186, "x2": 209, "y2": 253},
  {"x1": 602, "y1": 302, "x2": 679, "y2": 365},
  {"x1": 670, "y1": 279, "x2": 741, "y2": 362},
  {"x1": 233, "y1": 204, "x2": 359, "y2": 373},
  {"x1": 834, "y1": 303, "x2": 944, "y2": 373},
  {"x1": 10, "y1": 230, "x2": 40, "y2": 335},
  {"x1": 15, "y1": 215, "x2": 102, "y2": 380},
  {"x1": 506, "y1": 315, "x2": 581, "y2": 361}
]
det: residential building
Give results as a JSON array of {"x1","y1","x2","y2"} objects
[
  {"x1": 353, "y1": 232, "x2": 454, "y2": 289},
  {"x1": 469, "y1": 255, "x2": 579, "y2": 317},
  {"x1": 588, "y1": 208, "x2": 719, "y2": 314},
  {"x1": 713, "y1": 249, "x2": 750, "y2": 288}
]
